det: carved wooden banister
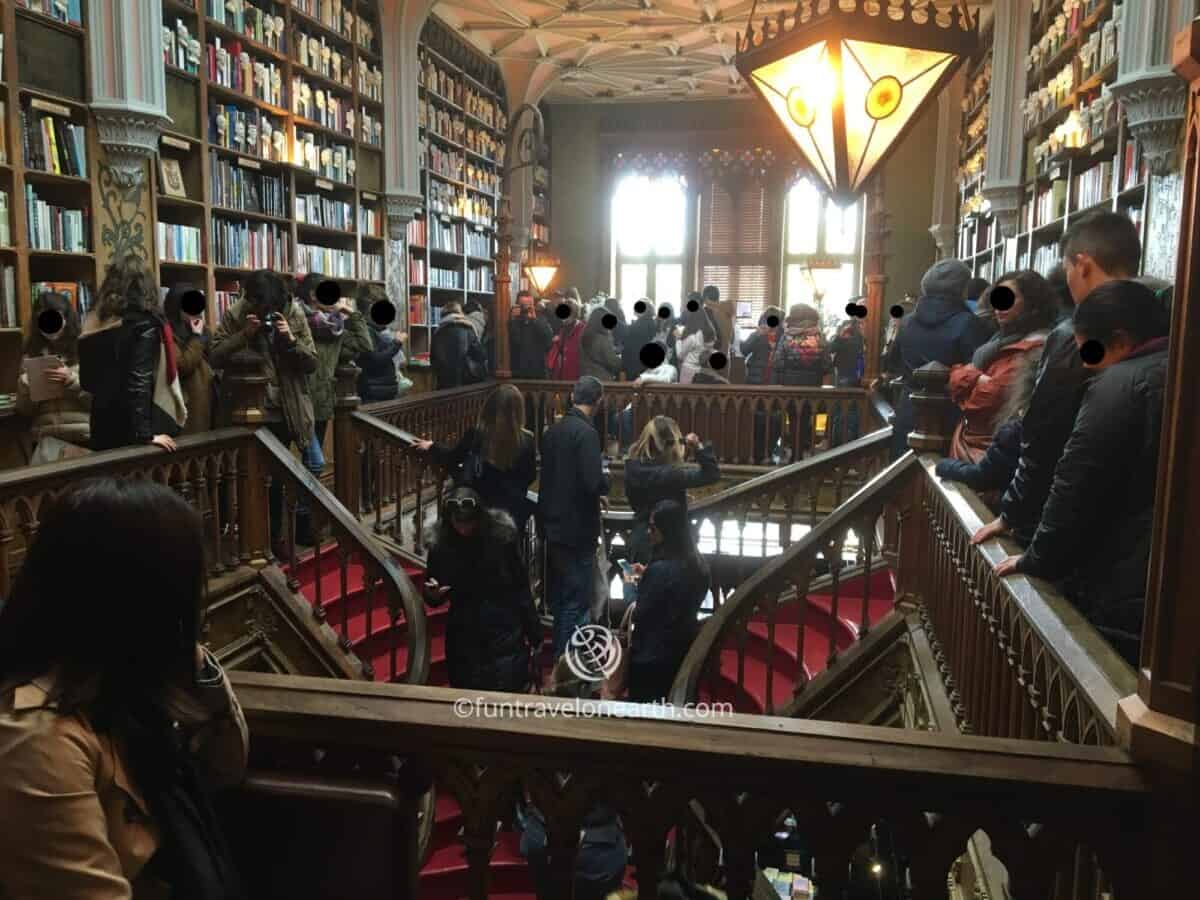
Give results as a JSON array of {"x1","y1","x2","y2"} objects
[
  {"x1": 225, "y1": 671, "x2": 1149, "y2": 900},
  {"x1": 251, "y1": 429, "x2": 430, "y2": 684},
  {"x1": 671, "y1": 454, "x2": 922, "y2": 712},
  {"x1": 912, "y1": 455, "x2": 1136, "y2": 746}
]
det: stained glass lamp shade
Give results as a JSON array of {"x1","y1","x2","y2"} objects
[{"x1": 737, "y1": 2, "x2": 977, "y2": 204}]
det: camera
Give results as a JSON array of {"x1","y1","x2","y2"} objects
[{"x1": 265, "y1": 311, "x2": 284, "y2": 327}]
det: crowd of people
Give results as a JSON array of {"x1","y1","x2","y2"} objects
[{"x1": 884, "y1": 212, "x2": 1169, "y2": 665}]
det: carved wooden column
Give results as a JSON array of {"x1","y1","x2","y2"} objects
[
  {"x1": 1118, "y1": 17, "x2": 1200, "y2": 765},
  {"x1": 980, "y1": 0, "x2": 1032, "y2": 256},
  {"x1": 863, "y1": 174, "x2": 889, "y2": 381},
  {"x1": 225, "y1": 350, "x2": 269, "y2": 426},
  {"x1": 906, "y1": 363, "x2": 954, "y2": 454},
  {"x1": 333, "y1": 363, "x2": 362, "y2": 513}
]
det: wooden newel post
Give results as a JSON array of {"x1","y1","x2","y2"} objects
[
  {"x1": 906, "y1": 362, "x2": 955, "y2": 454},
  {"x1": 333, "y1": 362, "x2": 362, "y2": 513},
  {"x1": 226, "y1": 349, "x2": 270, "y2": 426}
]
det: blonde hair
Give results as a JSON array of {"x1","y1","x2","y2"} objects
[
  {"x1": 479, "y1": 384, "x2": 527, "y2": 471},
  {"x1": 627, "y1": 416, "x2": 684, "y2": 466}
]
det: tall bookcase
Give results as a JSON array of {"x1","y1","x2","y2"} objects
[
  {"x1": 959, "y1": 0, "x2": 1145, "y2": 281},
  {"x1": 154, "y1": 0, "x2": 387, "y2": 322},
  {"x1": 0, "y1": 0, "x2": 98, "y2": 397},
  {"x1": 406, "y1": 15, "x2": 508, "y2": 370}
]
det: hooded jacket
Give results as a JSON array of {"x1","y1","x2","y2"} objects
[
  {"x1": 425, "y1": 508, "x2": 540, "y2": 690},
  {"x1": 356, "y1": 323, "x2": 404, "y2": 403},
  {"x1": 1014, "y1": 340, "x2": 1168, "y2": 664},
  {"x1": 739, "y1": 315, "x2": 785, "y2": 385},
  {"x1": 305, "y1": 306, "x2": 372, "y2": 422},
  {"x1": 772, "y1": 322, "x2": 829, "y2": 387},
  {"x1": 210, "y1": 298, "x2": 318, "y2": 446},
  {"x1": 948, "y1": 331, "x2": 1047, "y2": 464},
  {"x1": 430, "y1": 313, "x2": 486, "y2": 389}
]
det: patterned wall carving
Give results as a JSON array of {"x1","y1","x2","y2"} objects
[
  {"x1": 1145, "y1": 171, "x2": 1183, "y2": 281},
  {"x1": 94, "y1": 152, "x2": 154, "y2": 272}
]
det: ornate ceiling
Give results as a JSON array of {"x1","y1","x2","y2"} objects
[{"x1": 429, "y1": 1, "x2": 992, "y2": 102}]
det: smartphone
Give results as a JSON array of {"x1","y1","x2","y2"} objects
[{"x1": 618, "y1": 559, "x2": 635, "y2": 582}]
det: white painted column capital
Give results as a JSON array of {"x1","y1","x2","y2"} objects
[
  {"x1": 1109, "y1": 0, "x2": 1193, "y2": 176},
  {"x1": 981, "y1": 0, "x2": 1032, "y2": 238},
  {"x1": 88, "y1": 1, "x2": 171, "y2": 186}
]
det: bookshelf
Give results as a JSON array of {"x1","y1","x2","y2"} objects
[
  {"x1": 958, "y1": 0, "x2": 1145, "y2": 281},
  {"x1": 407, "y1": 15, "x2": 508, "y2": 369},
  {"x1": 0, "y1": 0, "x2": 98, "y2": 400},
  {"x1": 154, "y1": 0, "x2": 388, "y2": 324}
]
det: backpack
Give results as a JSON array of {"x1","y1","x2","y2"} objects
[
  {"x1": 774, "y1": 328, "x2": 825, "y2": 376},
  {"x1": 546, "y1": 322, "x2": 583, "y2": 381}
]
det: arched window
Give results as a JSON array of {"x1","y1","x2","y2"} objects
[
  {"x1": 782, "y1": 179, "x2": 865, "y2": 333},
  {"x1": 611, "y1": 173, "x2": 687, "y2": 317}
]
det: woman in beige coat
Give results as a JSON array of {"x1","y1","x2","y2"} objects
[
  {"x1": 0, "y1": 479, "x2": 247, "y2": 899},
  {"x1": 16, "y1": 291, "x2": 91, "y2": 457}
]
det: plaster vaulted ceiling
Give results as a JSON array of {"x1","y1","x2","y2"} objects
[{"x1": 429, "y1": 1, "x2": 993, "y2": 102}]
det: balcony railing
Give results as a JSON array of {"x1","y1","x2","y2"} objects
[{"x1": 223, "y1": 671, "x2": 1148, "y2": 900}]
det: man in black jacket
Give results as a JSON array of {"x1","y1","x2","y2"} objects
[
  {"x1": 622, "y1": 299, "x2": 659, "y2": 380},
  {"x1": 537, "y1": 376, "x2": 611, "y2": 657},
  {"x1": 972, "y1": 212, "x2": 1141, "y2": 547},
  {"x1": 430, "y1": 300, "x2": 487, "y2": 389},
  {"x1": 509, "y1": 290, "x2": 553, "y2": 379}
]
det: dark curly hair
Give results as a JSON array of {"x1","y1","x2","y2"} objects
[
  {"x1": 984, "y1": 270, "x2": 1059, "y2": 336},
  {"x1": 95, "y1": 253, "x2": 158, "y2": 321}
]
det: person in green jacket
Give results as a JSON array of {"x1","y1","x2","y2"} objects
[{"x1": 295, "y1": 275, "x2": 372, "y2": 487}]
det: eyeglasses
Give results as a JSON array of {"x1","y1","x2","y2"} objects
[{"x1": 445, "y1": 497, "x2": 479, "y2": 512}]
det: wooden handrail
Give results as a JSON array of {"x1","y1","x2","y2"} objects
[
  {"x1": 255, "y1": 429, "x2": 430, "y2": 684},
  {"x1": 670, "y1": 455, "x2": 921, "y2": 709},
  {"x1": 226, "y1": 672, "x2": 1148, "y2": 900},
  {"x1": 912, "y1": 455, "x2": 1136, "y2": 744}
]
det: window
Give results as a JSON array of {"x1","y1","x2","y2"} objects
[
  {"x1": 782, "y1": 180, "x2": 865, "y2": 335},
  {"x1": 697, "y1": 181, "x2": 778, "y2": 323},
  {"x1": 611, "y1": 173, "x2": 688, "y2": 318}
]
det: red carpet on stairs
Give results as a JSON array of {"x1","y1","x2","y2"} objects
[{"x1": 283, "y1": 546, "x2": 895, "y2": 896}]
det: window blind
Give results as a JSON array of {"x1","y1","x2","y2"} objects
[{"x1": 697, "y1": 181, "x2": 778, "y2": 317}]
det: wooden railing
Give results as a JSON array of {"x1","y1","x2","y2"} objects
[
  {"x1": 223, "y1": 672, "x2": 1149, "y2": 900},
  {"x1": 909, "y1": 456, "x2": 1136, "y2": 746},
  {"x1": 0, "y1": 428, "x2": 429, "y2": 685},
  {"x1": 510, "y1": 379, "x2": 880, "y2": 464},
  {"x1": 671, "y1": 454, "x2": 917, "y2": 714}
]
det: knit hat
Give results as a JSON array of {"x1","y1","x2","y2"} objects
[
  {"x1": 920, "y1": 259, "x2": 972, "y2": 301},
  {"x1": 572, "y1": 375, "x2": 604, "y2": 406}
]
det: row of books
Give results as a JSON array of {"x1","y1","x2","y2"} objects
[
  {"x1": 465, "y1": 165, "x2": 499, "y2": 195},
  {"x1": 407, "y1": 218, "x2": 427, "y2": 247},
  {"x1": 430, "y1": 267, "x2": 461, "y2": 290},
  {"x1": 34, "y1": 281, "x2": 92, "y2": 318},
  {"x1": 294, "y1": 30, "x2": 353, "y2": 87},
  {"x1": 408, "y1": 296, "x2": 427, "y2": 326},
  {"x1": 209, "y1": 103, "x2": 287, "y2": 160},
  {"x1": 1029, "y1": 244, "x2": 1060, "y2": 277},
  {"x1": 0, "y1": 266, "x2": 15, "y2": 329},
  {"x1": 359, "y1": 60, "x2": 383, "y2": 102},
  {"x1": 1072, "y1": 160, "x2": 1115, "y2": 212},
  {"x1": 419, "y1": 100, "x2": 466, "y2": 147},
  {"x1": 465, "y1": 267, "x2": 493, "y2": 293},
  {"x1": 164, "y1": 19, "x2": 201, "y2": 74},
  {"x1": 408, "y1": 258, "x2": 426, "y2": 286},
  {"x1": 465, "y1": 230, "x2": 492, "y2": 259},
  {"x1": 293, "y1": 77, "x2": 354, "y2": 135},
  {"x1": 18, "y1": 0, "x2": 82, "y2": 27},
  {"x1": 297, "y1": 243, "x2": 355, "y2": 278},
  {"x1": 208, "y1": 39, "x2": 285, "y2": 108},
  {"x1": 362, "y1": 253, "x2": 384, "y2": 282},
  {"x1": 215, "y1": 286, "x2": 242, "y2": 320},
  {"x1": 0, "y1": 99, "x2": 6, "y2": 166},
  {"x1": 1028, "y1": 182, "x2": 1068, "y2": 230},
  {"x1": 211, "y1": 218, "x2": 291, "y2": 270},
  {"x1": 428, "y1": 219, "x2": 461, "y2": 254},
  {"x1": 157, "y1": 222, "x2": 204, "y2": 264},
  {"x1": 1121, "y1": 138, "x2": 1148, "y2": 190},
  {"x1": 291, "y1": 0, "x2": 377, "y2": 52},
  {"x1": 209, "y1": 151, "x2": 290, "y2": 217},
  {"x1": 291, "y1": 129, "x2": 355, "y2": 183},
  {"x1": 425, "y1": 140, "x2": 465, "y2": 183},
  {"x1": 21, "y1": 101, "x2": 89, "y2": 178},
  {"x1": 464, "y1": 126, "x2": 500, "y2": 163},
  {"x1": 530, "y1": 222, "x2": 550, "y2": 244},
  {"x1": 26, "y1": 186, "x2": 90, "y2": 253},
  {"x1": 359, "y1": 205, "x2": 382, "y2": 238},
  {"x1": 359, "y1": 108, "x2": 382, "y2": 147},
  {"x1": 296, "y1": 193, "x2": 354, "y2": 231},
  {"x1": 205, "y1": 0, "x2": 285, "y2": 53}
]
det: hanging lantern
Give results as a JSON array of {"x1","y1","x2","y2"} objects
[
  {"x1": 736, "y1": 1, "x2": 977, "y2": 205},
  {"x1": 524, "y1": 246, "x2": 560, "y2": 296}
]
